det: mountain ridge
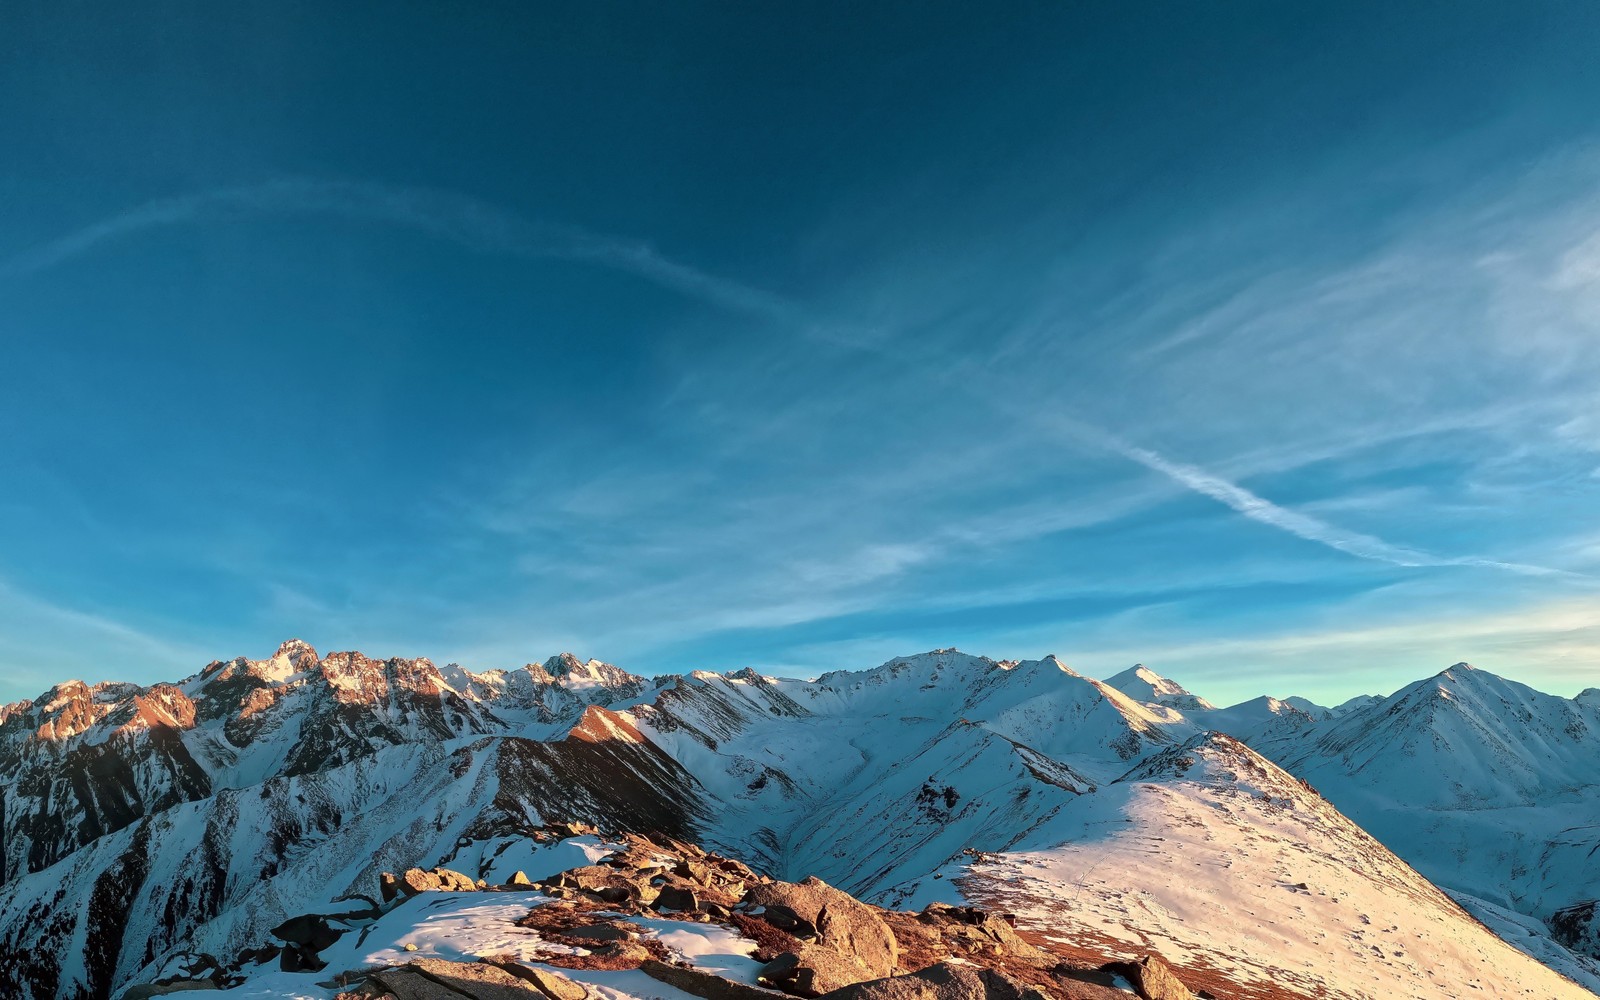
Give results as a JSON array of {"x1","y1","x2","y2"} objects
[{"x1": 1, "y1": 642, "x2": 1597, "y2": 1000}]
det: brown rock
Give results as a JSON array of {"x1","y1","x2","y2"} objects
[
  {"x1": 1101, "y1": 955, "x2": 1192, "y2": 1000},
  {"x1": 642, "y1": 959, "x2": 794, "y2": 1000},
  {"x1": 549, "y1": 865, "x2": 656, "y2": 906},
  {"x1": 366, "y1": 969, "x2": 471, "y2": 1000},
  {"x1": 747, "y1": 878, "x2": 898, "y2": 978},
  {"x1": 675, "y1": 858, "x2": 713, "y2": 883},
  {"x1": 814, "y1": 963, "x2": 1048, "y2": 1000},
  {"x1": 370, "y1": 959, "x2": 548, "y2": 1000},
  {"x1": 433, "y1": 867, "x2": 479, "y2": 892},
  {"x1": 715, "y1": 857, "x2": 760, "y2": 881},
  {"x1": 759, "y1": 945, "x2": 878, "y2": 997},
  {"x1": 400, "y1": 868, "x2": 443, "y2": 896},
  {"x1": 655, "y1": 884, "x2": 699, "y2": 912},
  {"x1": 491, "y1": 963, "x2": 591, "y2": 1000},
  {"x1": 571, "y1": 940, "x2": 657, "y2": 966},
  {"x1": 916, "y1": 904, "x2": 1050, "y2": 966},
  {"x1": 508, "y1": 870, "x2": 534, "y2": 887},
  {"x1": 564, "y1": 923, "x2": 637, "y2": 942}
]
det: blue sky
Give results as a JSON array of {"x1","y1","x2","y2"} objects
[{"x1": 4, "y1": 3, "x2": 1600, "y2": 707}]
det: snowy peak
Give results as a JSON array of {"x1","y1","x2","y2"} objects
[
  {"x1": 271, "y1": 637, "x2": 320, "y2": 671},
  {"x1": 1281, "y1": 661, "x2": 1600, "y2": 810},
  {"x1": 1281, "y1": 695, "x2": 1332, "y2": 720},
  {"x1": 1330, "y1": 693, "x2": 1382, "y2": 716},
  {"x1": 1102, "y1": 663, "x2": 1216, "y2": 711},
  {"x1": 541, "y1": 652, "x2": 641, "y2": 692}
]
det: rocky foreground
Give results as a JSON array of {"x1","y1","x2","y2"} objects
[{"x1": 127, "y1": 824, "x2": 1212, "y2": 1000}]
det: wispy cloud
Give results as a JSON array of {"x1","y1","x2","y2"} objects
[
  {"x1": 10, "y1": 179, "x2": 1571, "y2": 589},
  {"x1": 0, "y1": 178, "x2": 844, "y2": 336},
  {"x1": 943, "y1": 363, "x2": 1577, "y2": 579},
  {"x1": 1113, "y1": 438, "x2": 1569, "y2": 577},
  {"x1": 0, "y1": 577, "x2": 212, "y2": 701}
]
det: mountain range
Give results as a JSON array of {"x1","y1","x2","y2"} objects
[{"x1": 1, "y1": 640, "x2": 1596, "y2": 1000}]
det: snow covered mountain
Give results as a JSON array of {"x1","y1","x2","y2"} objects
[
  {"x1": 1103, "y1": 664, "x2": 1216, "y2": 712},
  {"x1": 0, "y1": 644, "x2": 1595, "y2": 1000},
  {"x1": 1252, "y1": 662, "x2": 1600, "y2": 990}
]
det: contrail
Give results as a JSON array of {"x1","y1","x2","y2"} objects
[
  {"x1": 0, "y1": 178, "x2": 821, "y2": 332},
  {"x1": 983, "y1": 395, "x2": 1573, "y2": 577},
  {"x1": 1114, "y1": 437, "x2": 1566, "y2": 577}
]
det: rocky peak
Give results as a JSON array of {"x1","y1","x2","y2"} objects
[
  {"x1": 270, "y1": 638, "x2": 320, "y2": 671},
  {"x1": 542, "y1": 653, "x2": 638, "y2": 691},
  {"x1": 26, "y1": 679, "x2": 108, "y2": 741}
]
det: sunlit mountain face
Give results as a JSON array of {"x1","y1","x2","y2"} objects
[{"x1": 2, "y1": 642, "x2": 1598, "y2": 999}]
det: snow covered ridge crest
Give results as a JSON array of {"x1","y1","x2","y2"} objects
[{"x1": 1, "y1": 643, "x2": 1599, "y2": 1000}]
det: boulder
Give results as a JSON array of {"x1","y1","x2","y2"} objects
[
  {"x1": 548, "y1": 865, "x2": 656, "y2": 906},
  {"x1": 368, "y1": 959, "x2": 549, "y2": 1000},
  {"x1": 270, "y1": 913, "x2": 345, "y2": 952},
  {"x1": 642, "y1": 959, "x2": 794, "y2": 1000},
  {"x1": 234, "y1": 943, "x2": 280, "y2": 967},
  {"x1": 508, "y1": 871, "x2": 534, "y2": 887},
  {"x1": 365, "y1": 969, "x2": 478, "y2": 1000},
  {"x1": 655, "y1": 884, "x2": 699, "y2": 912},
  {"x1": 492, "y1": 963, "x2": 590, "y2": 1000},
  {"x1": 586, "y1": 940, "x2": 656, "y2": 965},
  {"x1": 916, "y1": 904, "x2": 1048, "y2": 966},
  {"x1": 747, "y1": 878, "x2": 897, "y2": 978},
  {"x1": 675, "y1": 858, "x2": 713, "y2": 883},
  {"x1": 434, "y1": 867, "x2": 479, "y2": 892},
  {"x1": 1101, "y1": 956, "x2": 1192, "y2": 1000},
  {"x1": 759, "y1": 945, "x2": 878, "y2": 997},
  {"x1": 279, "y1": 942, "x2": 326, "y2": 973},
  {"x1": 380, "y1": 872, "x2": 403, "y2": 903},
  {"x1": 400, "y1": 868, "x2": 443, "y2": 896},
  {"x1": 813, "y1": 964, "x2": 1047, "y2": 1000},
  {"x1": 715, "y1": 857, "x2": 760, "y2": 881}
]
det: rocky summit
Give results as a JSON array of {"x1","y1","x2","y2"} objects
[{"x1": 1, "y1": 643, "x2": 1597, "y2": 1000}]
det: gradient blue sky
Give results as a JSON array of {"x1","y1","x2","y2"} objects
[{"x1": 5, "y1": 2, "x2": 1600, "y2": 706}]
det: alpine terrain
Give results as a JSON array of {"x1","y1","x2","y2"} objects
[{"x1": 0, "y1": 642, "x2": 1595, "y2": 1000}]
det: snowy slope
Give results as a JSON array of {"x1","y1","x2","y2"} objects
[
  {"x1": 955, "y1": 732, "x2": 1596, "y2": 999},
  {"x1": 630, "y1": 651, "x2": 1181, "y2": 886},
  {"x1": 2, "y1": 644, "x2": 1597, "y2": 1000},
  {"x1": 1251, "y1": 662, "x2": 1600, "y2": 989}
]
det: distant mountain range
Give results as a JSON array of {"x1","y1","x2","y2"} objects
[{"x1": 1, "y1": 641, "x2": 1596, "y2": 999}]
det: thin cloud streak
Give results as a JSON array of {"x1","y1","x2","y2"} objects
[
  {"x1": 953, "y1": 371, "x2": 1577, "y2": 579},
  {"x1": 0, "y1": 178, "x2": 824, "y2": 334},
  {"x1": 1116, "y1": 440, "x2": 1568, "y2": 577}
]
